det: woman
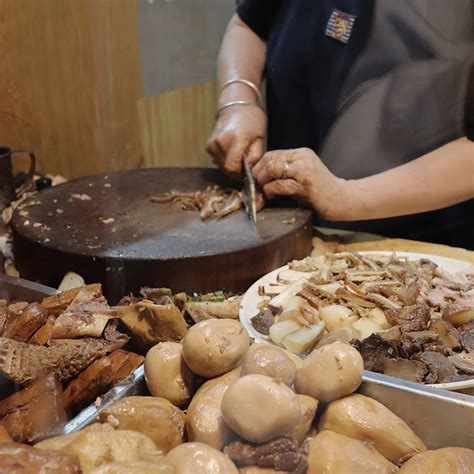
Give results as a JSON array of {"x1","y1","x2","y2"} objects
[{"x1": 207, "y1": 0, "x2": 474, "y2": 247}]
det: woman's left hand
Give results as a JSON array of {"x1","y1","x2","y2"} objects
[{"x1": 251, "y1": 147, "x2": 347, "y2": 220}]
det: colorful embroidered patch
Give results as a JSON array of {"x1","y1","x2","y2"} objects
[{"x1": 325, "y1": 8, "x2": 357, "y2": 44}]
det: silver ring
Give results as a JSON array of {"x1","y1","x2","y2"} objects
[{"x1": 281, "y1": 160, "x2": 290, "y2": 180}]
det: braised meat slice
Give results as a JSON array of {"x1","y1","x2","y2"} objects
[
  {"x1": 0, "y1": 301, "x2": 7, "y2": 335},
  {"x1": 448, "y1": 353, "x2": 474, "y2": 375},
  {"x1": 413, "y1": 352, "x2": 458, "y2": 384},
  {"x1": 224, "y1": 437, "x2": 308, "y2": 473},
  {"x1": 251, "y1": 309, "x2": 275, "y2": 335},
  {"x1": 0, "y1": 374, "x2": 66, "y2": 443},
  {"x1": 352, "y1": 334, "x2": 406, "y2": 372},
  {"x1": 0, "y1": 330, "x2": 128, "y2": 386},
  {"x1": 385, "y1": 303, "x2": 431, "y2": 332},
  {"x1": 383, "y1": 359, "x2": 427, "y2": 383},
  {"x1": 2, "y1": 303, "x2": 48, "y2": 342}
]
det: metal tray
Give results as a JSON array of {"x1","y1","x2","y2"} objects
[
  {"x1": 62, "y1": 367, "x2": 474, "y2": 450},
  {"x1": 0, "y1": 274, "x2": 59, "y2": 302}
]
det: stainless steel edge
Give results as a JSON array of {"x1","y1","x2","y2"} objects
[
  {"x1": 62, "y1": 365, "x2": 146, "y2": 434},
  {"x1": 360, "y1": 370, "x2": 474, "y2": 449},
  {"x1": 0, "y1": 274, "x2": 59, "y2": 302}
]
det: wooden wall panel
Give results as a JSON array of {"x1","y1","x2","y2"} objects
[
  {"x1": 0, "y1": 0, "x2": 143, "y2": 178},
  {"x1": 138, "y1": 81, "x2": 217, "y2": 168}
]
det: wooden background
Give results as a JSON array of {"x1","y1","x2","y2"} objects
[{"x1": 0, "y1": 0, "x2": 217, "y2": 179}]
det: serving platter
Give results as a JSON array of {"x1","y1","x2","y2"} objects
[{"x1": 239, "y1": 251, "x2": 474, "y2": 393}]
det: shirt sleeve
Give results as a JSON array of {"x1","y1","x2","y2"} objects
[{"x1": 236, "y1": 0, "x2": 282, "y2": 41}]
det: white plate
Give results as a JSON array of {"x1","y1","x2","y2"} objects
[{"x1": 239, "y1": 251, "x2": 474, "y2": 392}]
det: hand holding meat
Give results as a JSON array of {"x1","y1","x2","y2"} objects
[
  {"x1": 206, "y1": 106, "x2": 266, "y2": 179},
  {"x1": 252, "y1": 147, "x2": 346, "y2": 220}
]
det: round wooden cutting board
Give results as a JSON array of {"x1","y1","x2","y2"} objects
[{"x1": 12, "y1": 168, "x2": 313, "y2": 302}]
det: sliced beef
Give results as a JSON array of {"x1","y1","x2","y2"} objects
[
  {"x1": 448, "y1": 353, "x2": 474, "y2": 375},
  {"x1": 413, "y1": 351, "x2": 458, "y2": 384},
  {"x1": 224, "y1": 437, "x2": 308, "y2": 473},
  {"x1": 429, "y1": 320, "x2": 461, "y2": 350},
  {"x1": 251, "y1": 309, "x2": 275, "y2": 335},
  {"x1": 383, "y1": 358, "x2": 427, "y2": 383},
  {"x1": 385, "y1": 303, "x2": 431, "y2": 332},
  {"x1": 352, "y1": 334, "x2": 406, "y2": 372}
]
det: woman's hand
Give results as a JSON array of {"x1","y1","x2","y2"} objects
[
  {"x1": 252, "y1": 147, "x2": 348, "y2": 220},
  {"x1": 206, "y1": 105, "x2": 266, "y2": 180}
]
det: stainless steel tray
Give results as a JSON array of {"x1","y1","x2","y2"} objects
[
  {"x1": 61, "y1": 367, "x2": 474, "y2": 449},
  {"x1": 0, "y1": 274, "x2": 59, "y2": 302}
]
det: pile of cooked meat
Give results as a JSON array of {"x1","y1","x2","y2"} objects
[
  {"x1": 151, "y1": 184, "x2": 265, "y2": 221},
  {"x1": 151, "y1": 185, "x2": 244, "y2": 221},
  {"x1": 0, "y1": 285, "x2": 145, "y2": 443},
  {"x1": 250, "y1": 250, "x2": 474, "y2": 384}
]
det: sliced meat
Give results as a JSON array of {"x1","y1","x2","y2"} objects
[
  {"x1": 352, "y1": 334, "x2": 406, "y2": 372},
  {"x1": 140, "y1": 287, "x2": 173, "y2": 305},
  {"x1": 0, "y1": 331, "x2": 129, "y2": 386},
  {"x1": 429, "y1": 320, "x2": 461, "y2": 350},
  {"x1": 383, "y1": 358, "x2": 427, "y2": 383},
  {"x1": 2, "y1": 303, "x2": 48, "y2": 342},
  {"x1": 385, "y1": 303, "x2": 431, "y2": 332},
  {"x1": 395, "y1": 282, "x2": 420, "y2": 306},
  {"x1": 28, "y1": 315, "x2": 56, "y2": 345},
  {"x1": 251, "y1": 309, "x2": 275, "y2": 335},
  {"x1": 424, "y1": 286, "x2": 458, "y2": 307},
  {"x1": 413, "y1": 352, "x2": 458, "y2": 384},
  {"x1": 0, "y1": 374, "x2": 67, "y2": 443},
  {"x1": 448, "y1": 353, "x2": 474, "y2": 375},
  {"x1": 224, "y1": 437, "x2": 308, "y2": 473}
]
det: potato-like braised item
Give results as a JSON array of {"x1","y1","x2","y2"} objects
[
  {"x1": 398, "y1": 447, "x2": 474, "y2": 473},
  {"x1": 98, "y1": 396, "x2": 185, "y2": 453},
  {"x1": 90, "y1": 459, "x2": 176, "y2": 474},
  {"x1": 36, "y1": 423, "x2": 115, "y2": 451},
  {"x1": 319, "y1": 394, "x2": 427, "y2": 465},
  {"x1": 295, "y1": 342, "x2": 363, "y2": 402},
  {"x1": 0, "y1": 442, "x2": 81, "y2": 474},
  {"x1": 221, "y1": 374, "x2": 300, "y2": 443},
  {"x1": 182, "y1": 319, "x2": 250, "y2": 377},
  {"x1": 166, "y1": 442, "x2": 238, "y2": 474},
  {"x1": 61, "y1": 429, "x2": 161, "y2": 473},
  {"x1": 288, "y1": 395, "x2": 318, "y2": 443},
  {"x1": 240, "y1": 345, "x2": 297, "y2": 387},
  {"x1": 145, "y1": 342, "x2": 196, "y2": 407},
  {"x1": 186, "y1": 368, "x2": 240, "y2": 450},
  {"x1": 307, "y1": 430, "x2": 397, "y2": 474}
]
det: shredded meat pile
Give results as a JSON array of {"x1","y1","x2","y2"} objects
[
  {"x1": 151, "y1": 185, "x2": 244, "y2": 221},
  {"x1": 255, "y1": 249, "x2": 474, "y2": 384}
]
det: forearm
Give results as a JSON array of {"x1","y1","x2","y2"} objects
[
  {"x1": 217, "y1": 14, "x2": 266, "y2": 107},
  {"x1": 337, "y1": 138, "x2": 474, "y2": 221}
]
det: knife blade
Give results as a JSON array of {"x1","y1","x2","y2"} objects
[{"x1": 242, "y1": 154, "x2": 257, "y2": 222}]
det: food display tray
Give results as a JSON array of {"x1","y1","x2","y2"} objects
[
  {"x1": 0, "y1": 274, "x2": 59, "y2": 302},
  {"x1": 62, "y1": 366, "x2": 474, "y2": 450}
]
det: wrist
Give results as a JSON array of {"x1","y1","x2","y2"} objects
[
  {"x1": 313, "y1": 177, "x2": 355, "y2": 221},
  {"x1": 218, "y1": 83, "x2": 258, "y2": 108}
]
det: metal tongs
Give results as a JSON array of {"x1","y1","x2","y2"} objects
[{"x1": 242, "y1": 154, "x2": 257, "y2": 222}]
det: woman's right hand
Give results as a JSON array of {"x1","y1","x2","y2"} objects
[{"x1": 206, "y1": 105, "x2": 267, "y2": 180}]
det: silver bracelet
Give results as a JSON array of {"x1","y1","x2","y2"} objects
[
  {"x1": 220, "y1": 79, "x2": 263, "y2": 106},
  {"x1": 215, "y1": 100, "x2": 260, "y2": 118}
]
